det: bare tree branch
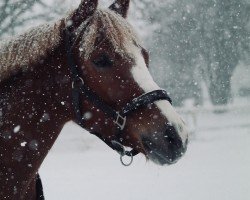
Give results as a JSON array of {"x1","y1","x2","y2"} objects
[{"x1": 0, "y1": 0, "x2": 66, "y2": 38}]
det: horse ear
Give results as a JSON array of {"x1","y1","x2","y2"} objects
[
  {"x1": 67, "y1": 0, "x2": 98, "y2": 30},
  {"x1": 109, "y1": 0, "x2": 130, "y2": 18}
]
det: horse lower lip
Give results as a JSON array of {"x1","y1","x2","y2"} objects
[
  {"x1": 148, "y1": 151, "x2": 175, "y2": 165},
  {"x1": 142, "y1": 139, "x2": 183, "y2": 165}
]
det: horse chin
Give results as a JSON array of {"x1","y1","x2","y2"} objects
[
  {"x1": 142, "y1": 136, "x2": 186, "y2": 166},
  {"x1": 146, "y1": 151, "x2": 181, "y2": 166}
]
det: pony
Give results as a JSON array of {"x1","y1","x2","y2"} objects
[{"x1": 0, "y1": 0, "x2": 188, "y2": 199}]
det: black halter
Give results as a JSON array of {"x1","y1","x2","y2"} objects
[{"x1": 64, "y1": 28, "x2": 172, "y2": 158}]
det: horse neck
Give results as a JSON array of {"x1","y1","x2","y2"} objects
[
  {"x1": 0, "y1": 38, "x2": 76, "y2": 198},
  {"x1": 25, "y1": 40, "x2": 75, "y2": 132}
]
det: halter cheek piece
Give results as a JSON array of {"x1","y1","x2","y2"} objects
[{"x1": 65, "y1": 28, "x2": 172, "y2": 166}]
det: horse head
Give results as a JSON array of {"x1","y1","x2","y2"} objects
[{"x1": 65, "y1": 0, "x2": 188, "y2": 165}]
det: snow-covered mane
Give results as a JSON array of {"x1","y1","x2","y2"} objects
[
  {"x1": 0, "y1": 9, "x2": 140, "y2": 83},
  {"x1": 78, "y1": 9, "x2": 141, "y2": 59},
  {"x1": 0, "y1": 21, "x2": 63, "y2": 82}
]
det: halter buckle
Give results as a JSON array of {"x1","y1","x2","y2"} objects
[
  {"x1": 114, "y1": 112, "x2": 126, "y2": 130},
  {"x1": 72, "y1": 77, "x2": 84, "y2": 89}
]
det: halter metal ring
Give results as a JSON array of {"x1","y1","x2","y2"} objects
[
  {"x1": 72, "y1": 77, "x2": 84, "y2": 89},
  {"x1": 120, "y1": 151, "x2": 133, "y2": 167}
]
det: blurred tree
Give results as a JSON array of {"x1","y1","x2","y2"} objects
[
  {"x1": 197, "y1": 0, "x2": 250, "y2": 105},
  {"x1": 133, "y1": 0, "x2": 250, "y2": 106},
  {"x1": 0, "y1": 0, "x2": 66, "y2": 38}
]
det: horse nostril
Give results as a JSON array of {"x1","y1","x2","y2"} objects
[
  {"x1": 163, "y1": 124, "x2": 187, "y2": 164},
  {"x1": 164, "y1": 134, "x2": 182, "y2": 149},
  {"x1": 164, "y1": 125, "x2": 182, "y2": 149}
]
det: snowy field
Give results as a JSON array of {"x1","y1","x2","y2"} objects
[{"x1": 40, "y1": 103, "x2": 250, "y2": 200}]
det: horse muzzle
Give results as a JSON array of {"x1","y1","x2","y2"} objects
[{"x1": 141, "y1": 124, "x2": 188, "y2": 165}]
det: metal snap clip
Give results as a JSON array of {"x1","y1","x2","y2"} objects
[
  {"x1": 111, "y1": 140, "x2": 134, "y2": 166},
  {"x1": 120, "y1": 151, "x2": 133, "y2": 167}
]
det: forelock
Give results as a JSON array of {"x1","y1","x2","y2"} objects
[{"x1": 78, "y1": 9, "x2": 141, "y2": 59}]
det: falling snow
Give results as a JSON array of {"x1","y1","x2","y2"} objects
[
  {"x1": 20, "y1": 141, "x2": 27, "y2": 147},
  {"x1": 13, "y1": 125, "x2": 20, "y2": 133},
  {"x1": 0, "y1": 0, "x2": 249, "y2": 200}
]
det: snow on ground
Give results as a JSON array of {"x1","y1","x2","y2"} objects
[{"x1": 40, "y1": 104, "x2": 250, "y2": 200}]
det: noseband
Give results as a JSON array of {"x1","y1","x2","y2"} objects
[{"x1": 65, "y1": 27, "x2": 172, "y2": 166}]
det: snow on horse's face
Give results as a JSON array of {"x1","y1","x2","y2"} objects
[{"x1": 70, "y1": 0, "x2": 188, "y2": 165}]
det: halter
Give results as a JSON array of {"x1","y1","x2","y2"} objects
[{"x1": 64, "y1": 26, "x2": 172, "y2": 166}]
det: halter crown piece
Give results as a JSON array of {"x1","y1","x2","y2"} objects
[{"x1": 65, "y1": 26, "x2": 172, "y2": 166}]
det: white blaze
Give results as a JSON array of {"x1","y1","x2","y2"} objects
[{"x1": 127, "y1": 43, "x2": 188, "y2": 144}]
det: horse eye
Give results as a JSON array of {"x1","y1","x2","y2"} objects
[{"x1": 92, "y1": 54, "x2": 113, "y2": 68}]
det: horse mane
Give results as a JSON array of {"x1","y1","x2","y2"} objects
[
  {"x1": 0, "y1": 21, "x2": 63, "y2": 83},
  {"x1": 78, "y1": 9, "x2": 141, "y2": 59},
  {"x1": 0, "y1": 9, "x2": 141, "y2": 83}
]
